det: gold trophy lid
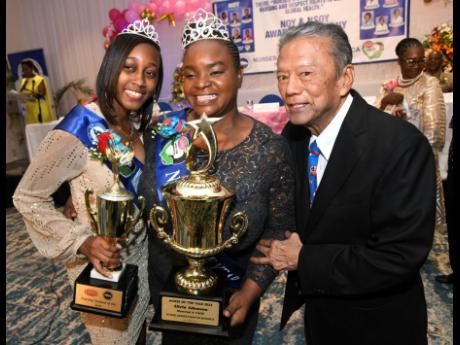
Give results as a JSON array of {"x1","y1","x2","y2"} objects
[{"x1": 163, "y1": 175, "x2": 233, "y2": 200}]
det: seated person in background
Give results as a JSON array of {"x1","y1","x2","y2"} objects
[
  {"x1": 374, "y1": 16, "x2": 389, "y2": 34},
  {"x1": 425, "y1": 50, "x2": 453, "y2": 92},
  {"x1": 390, "y1": 8, "x2": 404, "y2": 26}
]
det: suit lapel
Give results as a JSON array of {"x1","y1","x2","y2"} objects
[{"x1": 307, "y1": 92, "x2": 368, "y2": 231}]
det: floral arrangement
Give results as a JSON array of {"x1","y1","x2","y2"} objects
[
  {"x1": 102, "y1": 0, "x2": 213, "y2": 48},
  {"x1": 422, "y1": 23, "x2": 453, "y2": 72},
  {"x1": 89, "y1": 129, "x2": 134, "y2": 176},
  {"x1": 170, "y1": 64, "x2": 186, "y2": 106}
]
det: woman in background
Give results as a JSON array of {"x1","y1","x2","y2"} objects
[
  {"x1": 18, "y1": 59, "x2": 54, "y2": 124},
  {"x1": 375, "y1": 37, "x2": 446, "y2": 231}
]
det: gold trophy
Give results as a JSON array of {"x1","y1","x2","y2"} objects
[
  {"x1": 149, "y1": 114, "x2": 248, "y2": 336},
  {"x1": 71, "y1": 140, "x2": 145, "y2": 318}
]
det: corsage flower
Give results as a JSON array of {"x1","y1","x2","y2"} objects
[
  {"x1": 150, "y1": 114, "x2": 188, "y2": 139},
  {"x1": 383, "y1": 79, "x2": 400, "y2": 93},
  {"x1": 89, "y1": 129, "x2": 134, "y2": 176}
]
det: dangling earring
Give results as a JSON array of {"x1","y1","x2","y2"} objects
[{"x1": 151, "y1": 98, "x2": 160, "y2": 120}]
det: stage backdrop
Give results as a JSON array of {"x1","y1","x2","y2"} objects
[{"x1": 213, "y1": 0, "x2": 410, "y2": 74}]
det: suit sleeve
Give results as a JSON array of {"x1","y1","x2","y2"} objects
[{"x1": 296, "y1": 131, "x2": 436, "y2": 296}]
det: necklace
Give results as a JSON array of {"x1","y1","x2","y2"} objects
[
  {"x1": 398, "y1": 71, "x2": 423, "y2": 87},
  {"x1": 112, "y1": 123, "x2": 136, "y2": 146}
]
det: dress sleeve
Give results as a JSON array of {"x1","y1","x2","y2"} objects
[
  {"x1": 245, "y1": 138, "x2": 296, "y2": 292},
  {"x1": 420, "y1": 78, "x2": 446, "y2": 152},
  {"x1": 13, "y1": 129, "x2": 93, "y2": 264}
]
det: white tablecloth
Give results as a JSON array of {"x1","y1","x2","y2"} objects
[
  {"x1": 25, "y1": 118, "x2": 63, "y2": 161},
  {"x1": 363, "y1": 93, "x2": 452, "y2": 179}
]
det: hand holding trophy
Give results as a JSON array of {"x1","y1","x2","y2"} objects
[
  {"x1": 149, "y1": 114, "x2": 248, "y2": 336},
  {"x1": 71, "y1": 129, "x2": 145, "y2": 318}
]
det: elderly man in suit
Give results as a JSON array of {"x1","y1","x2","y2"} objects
[{"x1": 251, "y1": 21, "x2": 436, "y2": 345}]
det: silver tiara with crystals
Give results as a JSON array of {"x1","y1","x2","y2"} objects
[
  {"x1": 182, "y1": 9, "x2": 230, "y2": 49},
  {"x1": 119, "y1": 19, "x2": 160, "y2": 46}
]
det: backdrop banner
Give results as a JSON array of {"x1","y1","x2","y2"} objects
[{"x1": 213, "y1": 0, "x2": 409, "y2": 74}]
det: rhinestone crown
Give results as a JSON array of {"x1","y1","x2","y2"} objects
[
  {"x1": 182, "y1": 9, "x2": 230, "y2": 49},
  {"x1": 119, "y1": 19, "x2": 160, "y2": 46}
]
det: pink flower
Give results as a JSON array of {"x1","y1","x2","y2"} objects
[{"x1": 383, "y1": 79, "x2": 399, "y2": 92}]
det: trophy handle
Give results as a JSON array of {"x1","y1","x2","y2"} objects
[
  {"x1": 84, "y1": 189, "x2": 98, "y2": 234},
  {"x1": 126, "y1": 196, "x2": 145, "y2": 236},
  {"x1": 150, "y1": 206, "x2": 249, "y2": 259}
]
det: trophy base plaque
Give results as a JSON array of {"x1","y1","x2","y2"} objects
[
  {"x1": 149, "y1": 269, "x2": 229, "y2": 337},
  {"x1": 71, "y1": 263, "x2": 138, "y2": 318}
]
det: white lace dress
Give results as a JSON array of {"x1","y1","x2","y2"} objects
[{"x1": 13, "y1": 103, "x2": 149, "y2": 345}]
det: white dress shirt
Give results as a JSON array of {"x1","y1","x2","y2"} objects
[{"x1": 309, "y1": 93, "x2": 353, "y2": 187}]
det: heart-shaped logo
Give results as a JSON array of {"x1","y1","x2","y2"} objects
[{"x1": 362, "y1": 41, "x2": 384, "y2": 60}]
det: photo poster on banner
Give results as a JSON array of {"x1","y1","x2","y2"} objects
[{"x1": 213, "y1": 0, "x2": 409, "y2": 74}]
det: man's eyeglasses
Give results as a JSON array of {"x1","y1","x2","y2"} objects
[{"x1": 401, "y1": 58, "x2": 426, "y2": 67}]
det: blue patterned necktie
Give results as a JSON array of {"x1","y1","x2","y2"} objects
[{"x1": 307, "y1": 140, "x2": 320, "y2": 206}]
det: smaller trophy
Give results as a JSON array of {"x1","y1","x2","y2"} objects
[
  {"x1": 149, "y1": 114, "x2": 248, "y2": 336},
  {"x1": 71, "y1": 133, "x2": 145, "y2": 318}
]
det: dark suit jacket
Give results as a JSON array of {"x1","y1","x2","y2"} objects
[{"x1": 280, "y1": 90, "x2": 435, "y2": 345}]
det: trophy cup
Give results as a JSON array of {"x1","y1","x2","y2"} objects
[
  {"x1": 149, "y1": 114, "x2": 248, "y2": 336},
  {"x1": 71, "y1": 141, "x2": 145, "y2": 318}
]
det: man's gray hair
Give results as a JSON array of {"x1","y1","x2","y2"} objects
[{"x1": 279, "y1": 21, "x2": 353, "y2": 78}]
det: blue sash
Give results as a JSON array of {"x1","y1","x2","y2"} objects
[
  {"x1": 154, "y1": 109, "x2": 189, "y2": 203},
  {"x1": 153, "y1": 109, "x2": 246, "y2": 289},
  {"x1": 55, "y1": 104, "x2": 144, "y2": 208}
]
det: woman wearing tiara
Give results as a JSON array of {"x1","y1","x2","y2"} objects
[
  {"x1": 139, "y1": 8, "x2": 295, "y2": 345},
  {"x1": 13, "y1": 19, "x2": 164, "y2": 345}
]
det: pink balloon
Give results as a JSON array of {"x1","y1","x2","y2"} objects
[
  {"x1": 137, "y1": 3, "x2": 146, "y2": 13},
  {"x1": 102, "y1": 25, "x2": 109, "y2": 37},
  {"x1": 114, "y1": 18, "x2": 127, "y2": 31},
  {"x1": 147, "y1": 3, "x2": 158, "y2": 13},
  {"x1": 160, "y1": 1, "x2": 171, "y2": 14},
  {"x1": 202, "y1": 1, "x2": 212, "y2": 12},
  {"x1": 108, "y1": 8, "x2": 121, "y2": 21},
  {"x1": 174, "y1": 1, "x2": 186, "y2": 16},
  {"x1": 186, "y1": 0, "x2": 199, "y2": 12},
  {"x1": 128, "y1": 0, "x2": 138, "y2": 10},
  {"x1": 125, "y1": 9, "x2": 139, "y2": 23}
]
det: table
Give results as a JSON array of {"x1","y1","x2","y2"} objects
[
  {"x1": 239, "y1": 105, "x2": 289, "y2": 135},
  {"x1": 25, "y1": 118, "x2": 62, "y2": 160}
]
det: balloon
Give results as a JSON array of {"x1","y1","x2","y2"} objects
[
  {"x1": 186, "y1": 0, "x2": 199, "y2": 12},
  {"x1": 114, "y1": 18, "x2": 127, "y2": 31},
  {"x1": 202, "y1": 1, "x2": 212, "y2": 12},
  {"x1": 102, "y1": 25, "x2": 109, "y2": 37},
  {"x1": 160, "y1": 1, "x2": 171, "y2": 14},
  {"x1": 108, "y1": 8, "x2": 121, "y2": 21},
  {"x1": 137, "y1": 3, "x2": 146, "y2": 13},
  {"x1": 125, "y1": 9, "x2": 139, "y2": 23},
  {"x1": 147, "y1": 2, "x2": 158, "y2": 13},
  {"x1": 174, "y1": 1, "x2": 186, "y2": 16},
  {"x1": 128, "y1": 0, "x2": 138, "y2": 10}
]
